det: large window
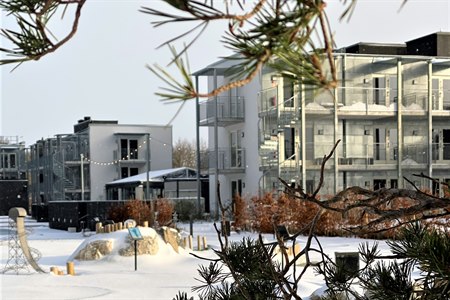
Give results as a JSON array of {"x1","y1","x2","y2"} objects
[
  {"x1": 120, "y1": 139, "x2": 139, "y2": 160},
  {"x1": 1, "y1": 153, "x2": 16, "y2": 169}
]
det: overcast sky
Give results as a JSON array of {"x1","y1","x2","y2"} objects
[{"x1": 1, "y1": 0, "x2": 449, "y2": 146}]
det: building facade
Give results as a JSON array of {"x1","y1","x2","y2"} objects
[
  {"x1": 0, "y1": 136, "x2": 28, "y2": 214},
  {"x1": 28, "y1": 117, "x2": 172, "y2": 206},
  {"x1": 195, "y1": 32, "x2": 450, "y2": 216}
]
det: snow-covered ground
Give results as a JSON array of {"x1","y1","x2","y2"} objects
[{"x1": 0, "y1": 216, "x2": 391, "y2": 299}]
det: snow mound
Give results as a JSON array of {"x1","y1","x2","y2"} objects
[{"x1": 68, "y1": 227, "x2": 185, "y2": 262}]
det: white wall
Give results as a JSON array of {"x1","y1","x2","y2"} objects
[{"x1": 88, "y1": 124, "x2": 172, "y2": 200}]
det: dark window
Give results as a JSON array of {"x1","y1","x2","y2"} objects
[
  {"x1": 129, "y1": 140, "x2": 138, "y2": 159},
  {"x1": 130, "y1": 168, "x2": 139, "y2": 176},
  {"x1": 443, "y1": 129, "x2": 450, "y2": 160},
  {"x1": 373, "y1": 179, "x2": 386, "y2": 190},
  {"x1": 10, "y1": 154, "x2": 16, "y2": 168},
  {"x1": 120, "y1": 139, "x2": 139, "y2": 160},
  {"x1": 283, "y1": 78, "x2": 295, "y2": 107},
  {"x1": 121, "y1": 167, "x2": 128, "y2": 178},
  {"x1": 39, "y1": 173, "x2": 44, "y2": 183},
  {"x1": 284, "y1": 128, "x2": 295, "y2": 160},
  {"x1": 390, "y1": 179, "x2": 398, "y2": 189},
  {"x1": 120, "y1": 139, "x2": 128, "y2": 160},
  {"x1": 1, "y1": 154, "x2": 7, "y2": 168}
]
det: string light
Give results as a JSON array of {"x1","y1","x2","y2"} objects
[{"x1": 83, "y1": 136, "x2": 172, "y2": 166}]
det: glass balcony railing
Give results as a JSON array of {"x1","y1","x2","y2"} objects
[
  {"x1": 208, "y1": 148, "x2": 246, "y2": 172},
  {"x1": 199, "y1": 96, "x2": 245, "y2": 126},
  {"x1": 258, "y1": 87, "x2": 450, "y2": 115}
]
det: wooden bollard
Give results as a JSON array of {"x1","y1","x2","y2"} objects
[
  {"x1": 188, "y1": 235, "x2": 193, "y2": 250},
  {"x1": 202, "y1": 236, "x2": 207, "y2": 250},
  {"x1": 183, "y1": 237, "x2": 187, "y2": 248},
  {"x1": 58, "y1": 269, "x2": 64, "y2": 275},
  {"x1": 197, "y1": 235, "x2": 201, "y2": 251},
  {"x1": 105, "y1": 224, "x2": 111, "y2": 233},
  {"x1": 50, "y1": 266, "x2": 59, "y2": 275},
  {"x1": 66, "y1": 261, "x2": 75, "y2": 275},
  {"x1": 118, "y1": 222, "x2": 123, "y2": 230},
  {"x1": 288, "y1": 243, "x2": 301, "y2": 256},
  {"x1": 95, "y1": 222, "x2": 102, "y2": 234}
]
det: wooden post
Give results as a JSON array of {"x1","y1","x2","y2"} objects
[
  {"x1": 95, "y1": 222, "x2": 102, "y2": 234},
  {"x1": 202, "y1": 236, "x2": 207, "y2": 250},
  {"x1": 66, "y1": 261, "x2": 75, "y2": 275},
  {"x1": 118, "y1": 222, "x2": 123, "y2": 230},
  {"x1": 188, "y1": 235, "x2": 193, "y2": 250},
  {"x1": 197, "y1": 235, "x2": 201, "y2": 251},
  {"x1": 50, "y1": 266, "x2": 59, "y2": 275}
]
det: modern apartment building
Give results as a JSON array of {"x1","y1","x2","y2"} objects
[
  {"x1": 28, "y1": 117, "x2": 172, "y2": 205},
  {"x1": 195, "y1": 32, "x2": 450, "y2": 216}
]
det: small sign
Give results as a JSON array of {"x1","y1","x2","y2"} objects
[{"x1": 128, "y1": 227, "x2": 144, "y2": 240}]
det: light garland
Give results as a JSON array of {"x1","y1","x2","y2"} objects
[{"x1": 83, "y1": 137, "x2": 172, "y2": 166}]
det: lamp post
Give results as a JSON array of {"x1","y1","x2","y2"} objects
[
  {"x1": 146, "y1": 133, "x2": 150, "y2": 200},
  {"x1": 80, "y1": 153, "x2": 84, "y2": 201}
]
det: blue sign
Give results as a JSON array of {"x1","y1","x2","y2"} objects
[{"x1": 128, "y1": 227, "x2": 144, "y2": 240}]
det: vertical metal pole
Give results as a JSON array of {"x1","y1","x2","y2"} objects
[
  {"x1": 146, "y1": 133, "x2": 150, "y2": 200},
  {"x1": 397, "y1": 59, "x2": 403, "y2": 188},
  {"x1": 80, "y1": 154, "x2": 84, "y2": 201},
  {"x1": 214, "y1": 68, "x2": 219, "y2": 219},
  {"x1": 427, "y1": 60, "x2": 433, "y2": 191},
  {"x1": 134, "y1": 240, "x2": 137, "y2": 271},
  {"x1": 300, "y1": 82, "x2": 306, "y2": 191},
  {"x1": 195, "y1": 75, "x2": 202, "y2": 215},
  {"x1": 333, "y1": 87, "x2": 339, "y2": 195}
]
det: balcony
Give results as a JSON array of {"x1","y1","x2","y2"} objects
[
  {"x1": 208, "y1": 148, "x2": 246, "y2": 173},
  {"x1": 199, "y1": 96, "x2": 245, "y2": 126}
]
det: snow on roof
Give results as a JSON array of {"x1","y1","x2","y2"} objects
[{"x1": 106, "y1": 167, "x2": 198, "y2": 187}]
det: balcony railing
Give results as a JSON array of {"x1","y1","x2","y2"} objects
[
  {"x1": 199, "y1": 96, "x2": 245, "y2": 126},
  {"x1": 208, "y1": 148, "x2": 246, "y2": 172},
  {"x1": 301, "y1": 87, "x2": 450, "y2": 113}
]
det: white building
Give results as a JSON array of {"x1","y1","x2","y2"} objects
[
  {"x1": 194, "y1": 32, "x2": 450, "y2": 217},
  {"x1": 28, "y1": 117, "x2": 172, "y2": 204}
]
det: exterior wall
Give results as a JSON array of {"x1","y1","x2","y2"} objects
[{"x1": 88, "y1": 124, "x2": 172, "y2": 200}]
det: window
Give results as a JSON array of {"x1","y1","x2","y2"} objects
[
  {"x1": 120, "y1": 139, "x2": 139, "y2": 160},
  {"x1": 373, "y1": 77, "x2": 386, "y2": 105},
  {"x1": 373, "y1": 179, "x2": 386, "y2": 190},
  {"x1": 283, "y1": 77, "x2": 295, "y2": 107},
  {"x1": 10, "y1": 154, "x2": 16, "y2": 168},
  {"x1": 284, "y1": 128, "x2": 295, "y2": 160},
  {"x1": 390, "y1": 179, "x2": 398, "y2": 189},
  {"x1": 121, "y1": 167, "x2": 139, "y2": 178}
]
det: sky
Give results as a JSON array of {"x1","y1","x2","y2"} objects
[
  {"x1": 0, "y1": 216, "x2": 394, "y2": 299},
  {"x1": 0, "y1": 0, "x2": 449, "y2": 146}
]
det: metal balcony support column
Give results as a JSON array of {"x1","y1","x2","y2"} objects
[
  {"x1": 397, "y1": 59, "x2": 403, "y2": 188},
  {"x1": 195, "y1": 75, "x2": 202, "y2": 215},
  {"x1": 213, "y1": 68, "x2": 219, "y2": 219},
  {"x1": 333, "y1": 87, "x2": 339, "y2": 195},
  {"x1": 427, "y1": 60, "x2": 433, "y2": 191},
  {"x1": 300, "y1": 83, "x2": 306, "y2": 191}
]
